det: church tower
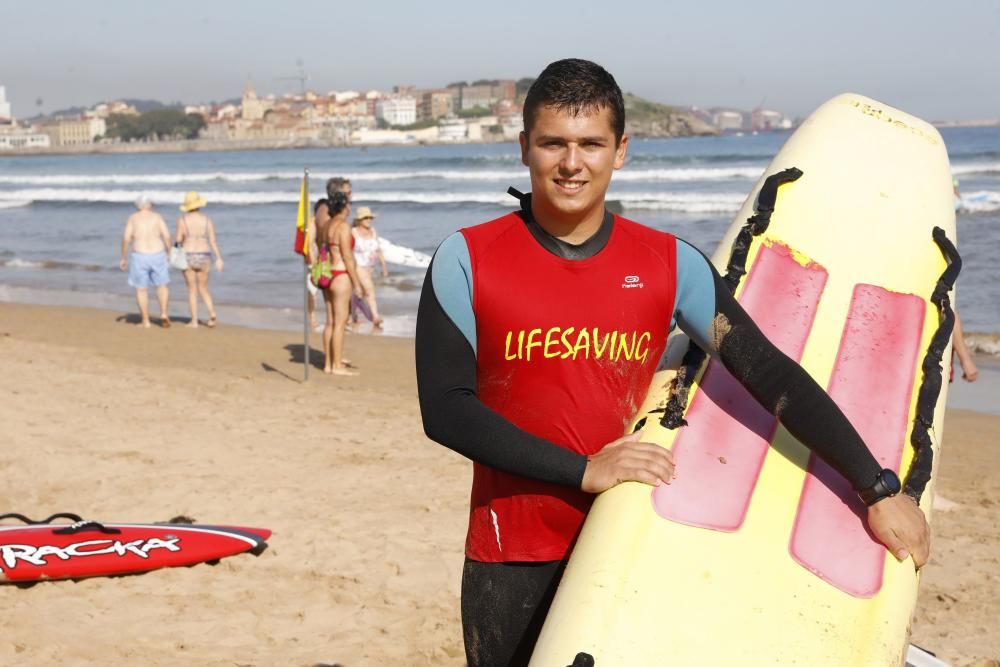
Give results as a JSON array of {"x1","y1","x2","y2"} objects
[{"x1": 241, "y1": 79, "x2": 264, "y2": 121}]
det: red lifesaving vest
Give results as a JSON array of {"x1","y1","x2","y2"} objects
[{"x1": 460, "y1": 212, "x2": 678, "y2": 562}]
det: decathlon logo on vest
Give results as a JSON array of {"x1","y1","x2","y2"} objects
[{"x1": 622, "y1": 275, "x2": 644, "y2": 289}]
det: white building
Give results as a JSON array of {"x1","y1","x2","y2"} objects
[
  {"x1": 350, "y1": 125, "x2": 437, "y2": 145},
  {"x1": 334, "y1": 91, "x2": 360, "y2": 103},
  {"x1": 0, "y1": 86, "x2": 13, "y2": 123},
  {"x1": 500, "y1": 115, "x2": 523, "y2": 141},
  {"x1": 713, "y1": 110, "x2": 744, "y2": 132},
  {"x1": 753, "y1": 109, "x2": 792, "y2": 131},
  {"x1": 0, "y1": 127, "x2": 50, "y2": 150},
  {"x1": 375, "y1": 97, "x2": 417, "y2": 126},
  {"x1": 438, "y1": 117, "x2": 468, "y2": 141}
]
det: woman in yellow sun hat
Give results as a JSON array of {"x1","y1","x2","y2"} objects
[{"x1": 175, "y1": 191, "x2": 224, "y2": 328}]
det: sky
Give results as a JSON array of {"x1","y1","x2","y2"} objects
[{"x1": 2, "y1": 0, "x2": 999, "y2": 122}]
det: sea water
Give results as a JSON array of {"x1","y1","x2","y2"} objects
[{"x1": 1, "y1": 128, "x2": 998, "y2": 338}]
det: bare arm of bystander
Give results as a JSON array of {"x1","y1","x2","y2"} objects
[
  {"x1": 336, "y1": 223, "x2": 363, "y2": 298},
  {"x1": 120, "y1": 217, "x2": 133, "y2": 270},
  {"x1": 208, "y1": 218, "x2": 224, "y2": 272},
  {"x1": 159, "y1": 216, "x2": 172, "y2": 252},
  {"x1": 953, "y1": 311, "x2": 978, "y2": 382},
  {"x1": 175, "y1": 216, "x2": 186, "y2": 246},
  {"x1": 376, "y1": 231, "x2": 389, "y2": 278}
]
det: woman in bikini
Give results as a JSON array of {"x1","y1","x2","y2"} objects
[
  {"x1": 351, "y1": 206, "x2": 388, "y2": 329},
  {"x1": 175, "y1": 191, "x2": 224, "y2": 328},
  {"x1": 317, "y1": 191, "x2": 363, "y2": 375}
]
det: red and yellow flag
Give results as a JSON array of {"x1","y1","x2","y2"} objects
[{"x1": 293, "y1": 171, "x2": 311, "y2": 259}]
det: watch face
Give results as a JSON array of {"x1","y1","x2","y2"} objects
[{"x1": 883, "y1": 469, "x2": 902, "y2": 494}]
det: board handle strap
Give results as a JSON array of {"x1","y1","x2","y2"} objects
[
  {"x1": 0, "y1": 512, "x2": 84, "y2": 525},
  {"x1": 904, "y1": 226, "x2": 962, "y2": 502},
  {"x1": 660, "y1": 167, "x2": 803, "y2": 429},
  {"x1": 0, "y1": 512, "x2": 122, "y2": 535}
]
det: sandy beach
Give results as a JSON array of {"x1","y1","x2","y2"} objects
[{"x1": 0, "y1": 302, "x2": 997, "y2": 666}]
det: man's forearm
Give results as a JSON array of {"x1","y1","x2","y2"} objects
[
  {"x1": 673, "y1": 243, "x2": 882, "y2": 492},
  {"x1": 415, "y1": 263, "x2": 587, "y2": 488},
  {"x1": 710, "y1": 271, "x2": 881, "y2": 491}
]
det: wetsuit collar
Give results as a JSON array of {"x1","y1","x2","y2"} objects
[{"x1": 507, "y1": 187, "x2": 614, "y2": 261}]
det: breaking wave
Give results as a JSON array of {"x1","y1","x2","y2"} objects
[
  {"x1": 958, "y1": 190, "x2": 1000, "y2": 213},
  {"x1": 0, "y1": 165, "x2": 765, "y2": 186},
  {"x1": 0, "y1": 256, "x2": 108, "y2": 271},
  {"x1": 952, "y1": 162, "x2": 1000, "y2": 177},
  {"x1": 0, "y1": 187, "x2": 748, "y2": 213}
]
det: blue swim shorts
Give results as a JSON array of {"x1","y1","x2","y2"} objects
[{"x1": 128, "y1": 251, "x2": 170, "y2": 288}]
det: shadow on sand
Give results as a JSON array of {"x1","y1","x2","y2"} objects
[
  {"x1": 283, "y1": 343, "x2": 325, "y2": 371},
  {"x1": 114, "y1": 313, "x2": 196, "y2": 328}
]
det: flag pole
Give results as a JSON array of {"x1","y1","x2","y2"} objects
[{"x1": 302, "y1": 166, "x2": 310, "y2": 382}]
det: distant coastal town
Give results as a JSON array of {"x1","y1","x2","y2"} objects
[{"x1": 0, "y1": 76, "x2": 947, "y2": 156}]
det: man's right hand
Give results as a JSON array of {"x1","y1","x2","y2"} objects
[
  {"x1": 119, "y1": 258, "x2": 127, "y2": 271},
  {"x1": 581, "y1": 431, "x2": 676, "y2": 494}
]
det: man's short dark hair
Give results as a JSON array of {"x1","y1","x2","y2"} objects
[
  {"x1": 326, "y1": 177, "x2": 351, "y2": 199},
  {"x1": 522, "y1": 59, "x2": 626, "y2": 143}
]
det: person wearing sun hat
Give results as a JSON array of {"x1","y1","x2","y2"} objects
[
  {"x1": 175, "y1": 191, "x2": 224, "y2": 328},
  {"x1": 180, "y1": 191, "x2": 208, "y2": 213},
  {"x1": 351, "y1": 205, "x2": 388, "y2": 329}
]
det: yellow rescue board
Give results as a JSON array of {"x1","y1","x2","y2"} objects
[{"x1": 530, "y1": 94, "x2": 956, "y2": 666}]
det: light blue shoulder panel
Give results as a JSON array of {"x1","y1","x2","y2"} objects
[
  {"x1": 672, "y1": 238, "x2": 718, "y2": 354},
  {"x1": 430, "y1": 232, "x2": 477, "y2": 354}
]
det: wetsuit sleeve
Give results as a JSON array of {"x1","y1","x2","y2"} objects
[
  {"x1": 416, "y1": 233, "x2": 588, "y2": 488},
  {"x1": 672, "y1": 239, "x2": 882, "y2": 491}
]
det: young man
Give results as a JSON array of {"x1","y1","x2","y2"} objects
[
  {"x1": 416, "y1": 59, "x2": 930, "y2": 667},
  {"x1": 120, "y1": 194, "x2": 172, "y2": 328}
]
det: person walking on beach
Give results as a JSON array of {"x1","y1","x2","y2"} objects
[
  {"x1": 120, "y1": 194, "x2": 172, "y2": 328},
  {"x1": 312, "y1": 191, "x2": 362, "y2": 375},
  {"x1": 416, "y1": 59, "x2": 931, "y2": 667},
  {"x1": 308, "y1": 177, "x2": 353, "y2": 330},
  {"x1": 175, "y1": 191, "x2": 224, "y2": 328},
  {"x1": 352, "y1": 206, "x2": 388, "y2": 329}
]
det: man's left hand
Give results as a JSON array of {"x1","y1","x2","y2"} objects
[{"x1": 866, "y1": 494, "x2": 929, "y2": 569}]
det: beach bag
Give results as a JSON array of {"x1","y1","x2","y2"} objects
[
  {"x1": 169, "y1": 243, "x2": 188, "y2": 270},
  {"x1": 310, "y1": 247, "x2": 334, "y2": 289}
]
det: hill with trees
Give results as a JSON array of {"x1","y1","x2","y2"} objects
[
  {"x1": 623, "y1": 94, "x2": 716, "y2": 137},
  {"x1": 105, "y1": 108, "x2": 206, "y2": 141}
]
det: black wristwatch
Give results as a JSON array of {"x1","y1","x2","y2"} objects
[{"x1": 859, "y1": 468, "x2": 902, "y2": 506}]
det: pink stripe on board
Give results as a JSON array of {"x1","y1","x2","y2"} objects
[
  {"x1": 789, "y1": 285, "x2": 925, "y2": 597},
  {"x1": 652, "y1": 243, "x2": 828, "y2": 530}
]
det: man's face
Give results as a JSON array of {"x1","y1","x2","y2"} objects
[
  {"x1": 341, "y1": 183, "x2": 352, "y2": 201},
  {"x1": 519, "y1": 104, "x2": 627, "y2": 225}
]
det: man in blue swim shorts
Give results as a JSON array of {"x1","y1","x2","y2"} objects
[{"x1": 120, "y1": 194, "x2": 173, "y2": 328}]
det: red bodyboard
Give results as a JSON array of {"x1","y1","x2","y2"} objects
[{"x1": 0, "y1": 522, "x2": 270, "y2": 583}]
